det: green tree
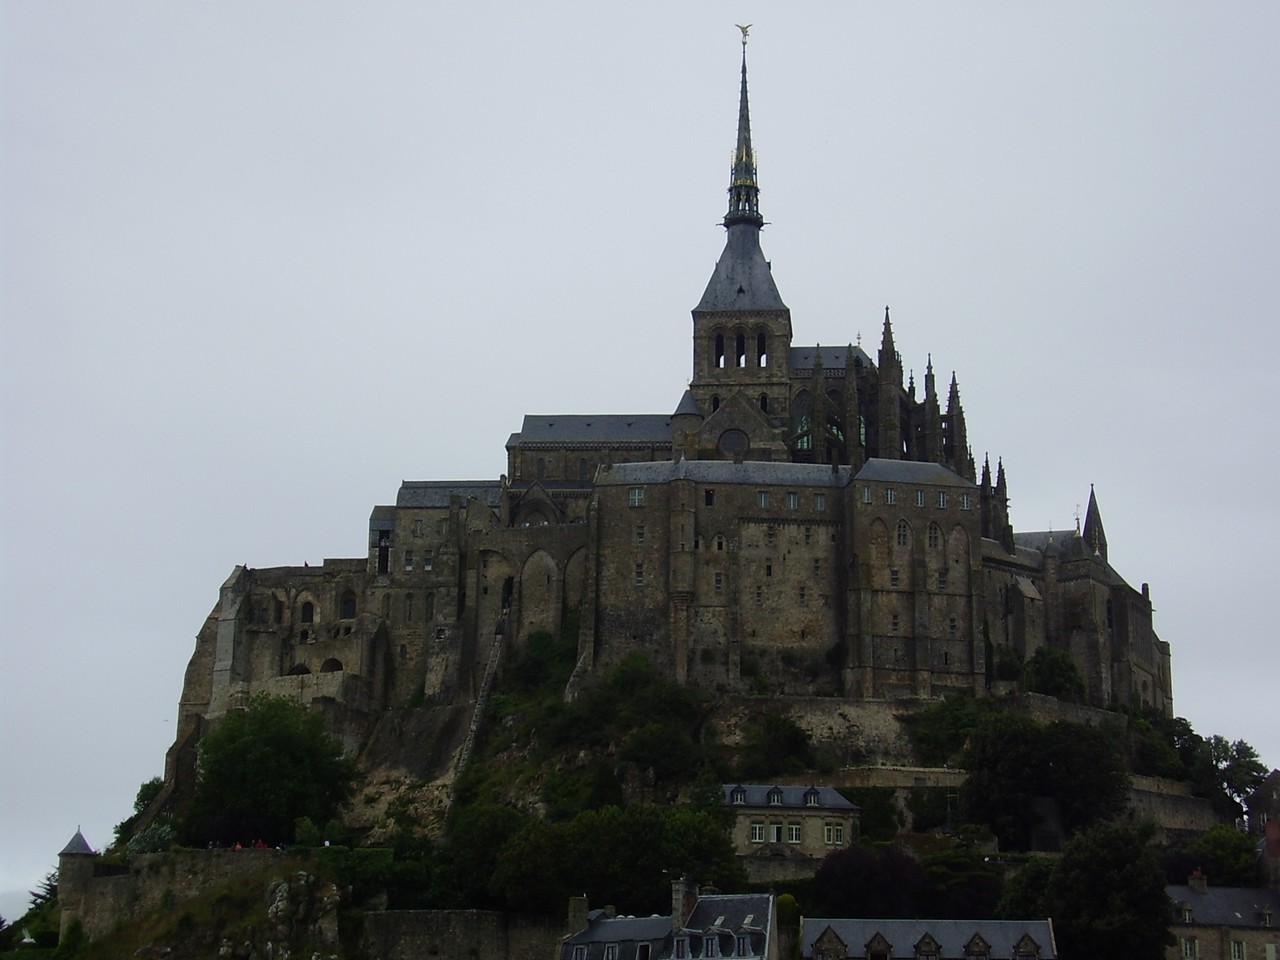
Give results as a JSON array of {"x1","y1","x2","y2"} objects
[
  {"x1": 1208, "y1": 736, "x2": 1267, "y2": 809},
  {"x1": 961, "y1": 715, "x2": 1129, "y2": 850},
  {"x1": 1045, "y1": 822, "x2": 1173, "y2": 960},
  {"x1": 1163, "y1": 823, "x2": 1263, "y2": 887},
  {"x1": 812, "y1": 844, "x2": 928, "y2": 918},
  {"x1": 1021, "y1": 647, "x2": 1085, "y2": 702},
  {"x1": 183, "y1": 694, "x2": 356, "y2": 845}
]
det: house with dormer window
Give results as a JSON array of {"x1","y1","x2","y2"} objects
[
  {"x1": 722, "y1": 784, "x2": 859, "y2": 882},
  {"x1": 1166, "y1": 873, "x2": 1280, "y2": 960},
  {"x1": 561, "y1": 880, "x2": 777, "y2": 960},
  {"x1": 802, "y1": 919, "x2": 1055, "y2": 960}
]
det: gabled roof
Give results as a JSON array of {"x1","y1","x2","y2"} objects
[
  {"x1": 513, "y1": 415, "x2": 675, "y2": 445},
  {"x1": 800, "y1": 919, "x2": 1056, "y2": 959},
  {"x1": 396, "y1": 480, "x2": 502, "y2": 508},
  {"x1": 854, "y1": 459, "x2": 975, "y2": 489},
  {"x1": 723, "y1": 784, "x2": 857, "y2": 810},
  {"x1": 1168, "y1": 884, "x2": 1280, "y2": 928},
  {"x1": 600, "y1": 460, "x2": 853, "y2": 488}
]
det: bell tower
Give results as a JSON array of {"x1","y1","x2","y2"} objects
[{"x1": 689, "y1": 30, "x2": 793, "y2": 427}]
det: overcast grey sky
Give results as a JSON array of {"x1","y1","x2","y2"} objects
[{"x1": 2, "y1": 2, "x2": 1277, "y2": 920}]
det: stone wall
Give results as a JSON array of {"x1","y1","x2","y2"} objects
[
  {"x1": 362, "y1": 910, "x2": 565, "y2": 960},
  {"x1": 63, "y1": 849, "x2": 300, "y2": 941}
]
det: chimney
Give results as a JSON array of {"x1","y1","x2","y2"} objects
[
  {"x1": 1188, "y1": 870, "x2": 1208, "y2": 894},
  {"x1": 567, "y1": 895, "x2": 589, "y2": 934},
  {"x1": 672, "y1": 877, "x2": 699, "y2": 932}
]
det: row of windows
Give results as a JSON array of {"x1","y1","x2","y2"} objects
[
  {"x1": 711, "y1": 330, "x2": 771, "y2": 370},
  {"x1": 866, "y1": 486, "x2": 972, "y2": 511},
  {"x1": 884, "y1": 613, "x2": 961, "y2": 637},
  {"x1": 403, "y1": 549, "x2": 434, "y2": 572},
  {"x1": 888, "y1": 567, "x2": 950, "y2": 590},
  {"x1": 749, "y1": 821, "x2": 845, "y2": 845}
]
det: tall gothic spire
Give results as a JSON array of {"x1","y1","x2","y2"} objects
[
  {"x1": 725, "y1": 43, "x2": 762, "y2": 227},
  {"x1": 693, "y1": 32, "x2": 786, "y2": 313}
]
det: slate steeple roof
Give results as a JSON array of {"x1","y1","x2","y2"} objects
[{"x1": 695, "y1": 40, "x2": 786, "y2": 313}]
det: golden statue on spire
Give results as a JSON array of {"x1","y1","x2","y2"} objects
[{"x1": 736, "y1": 24, "x2": 752, "y2": 46}]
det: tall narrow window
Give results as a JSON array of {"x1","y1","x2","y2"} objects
[
  {"x1": 629, "y1": 486, "x2": 645, "y2": 507},
  {"x1": 862, "y1": 485, "x2": 872, "y2": 504},
  {"x1": 404, "y1": 550, "x2": 414, "y2": 571},
  {"x1": 759, "y1": 393, "x2": 769, "y2": 413},
  {"x1": 890, "y1": 568, "x2": 900, "y2": 587},
  {"x1": 814, "y1": 493, "x2": 826, "y2": 511},
  {"x1": 301, "y1": 601, "x2": 314, "y2": 623},
  {"x1": 928, "y1": 523, "x2": 941, "y2": 548},
  {"x1": 786, "y1": 491, "x2": 799, "y2": 510},
  {"x1": 916, "y1": 490, "x2": 925, "y2": 507},
  {"x1": 705, "y1": 489, "x2": 716, "y2": 507},
  {"x1": 636, "y1": 524, "x2": 646, "y2": 546},
  {"x1": 404, "y1": 594, "x2": 414, "y2": 625},
  {"x1": 634, "y1": 563, "x2": 645, "y2": 586},
  {"x1": 757, "y1": 490, "x2": 770, "y2": 508},
  {"x1": 885, "y1": 488, "x2": 897, "y2": 505},
  {"x1": 757, "y1": 331, "x2": 768, "y2": 367},
  {"x1": 579, "y1": 458, "x2": 589, "y2": 480},
  {"x1": 736, "y1": 332, "x2": 746, "y2": 367},
  {"x1": 896, "y1": 520, "x2": 910, "y2": 546}
]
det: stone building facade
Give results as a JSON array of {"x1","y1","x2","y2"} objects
[{"x1": 160, "y1": 45, "x2": 1172, "y2": 813}]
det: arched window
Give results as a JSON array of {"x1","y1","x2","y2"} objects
[
  {"x1": 757, "y1": 331, "x2": 768, "y2": 367},
  {"x1": 300, "y1": 601, "x2": 314, "y2": 623},
  {"x1": 286, "y1": 663, "x2": 310, "y2": 676},
  {"x1": 711, "y1": 394, "x2": 721, "y2": 412},
  {"x1": 928, "y1": 523, "x2": 942, "y2": 549},
  {"x1": 759, "y1": 393, "x2": 769, "y2": 413},
  {"x1": 714, "y1": 333, "x2": 726, "y2": 369},
  {"x1": 896, "y1": 520, "x2": 910, "y2": 547},
  {"x1": 339, "y1": 591, "x2": 357, "y2": 619},
  {"x1": 320, "y1": 658, "x2": 343, "y2": 673},
  {"x1": 736, "y1": 332, "x2": 746, "y2": 368}
]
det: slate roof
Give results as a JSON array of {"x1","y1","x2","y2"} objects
[
  {"x1": 674, "y1": 390, "x2": 702, "y2": 417},
  {"x1": 60, "y1": 829, "x2": 94, "y2": 856},
  {"x1": 789, "y1": 344, "x2": 875, "y2": 371},
  {"x1": 563, "y1": 894, "x2": 774, "y2": 960},
  {"x1": 854, "y1": 459, "x2": 975, "y2": 489},
  {"x1": 1168, "y1": 884, "x2": 1280, "y2": 927},
  {"x1": 801, "y1": 918, "x2": 1057, "y2": 959},
  {"x1": 513, "y1": 415, "x2": 675, "y2": 445},
  {"x1": 723, "y1": 784, "x2": 857, "y2": 810},
  {"x1": 600, "y1": 460, "x2": 854, "y2": 488},
  {"x1": 694, "y1": 225, "x2": 788, "y2": 313},
  {"x1": 395, "y1": 481, "x2": 502, "y2": 508}
]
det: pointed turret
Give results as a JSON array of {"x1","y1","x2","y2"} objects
[
  {"x1": 923, "y1": 354, "x2": 943, "y2": 463},
  {"x1": 878, "y1": 306, "x2": 897, "y2": 369},
  {"x1": 946, "y1": 371, "x2": 970, "y2": 477},
  {"x1": 1083, "y1": 485, "x2": 1108, "y2": 561},
  {"x1": 877, "y1": 308, "x2": 902, "y2": 460},
  {"x1": 845, "y1": 343, "x2": 865, "y2": 469}
]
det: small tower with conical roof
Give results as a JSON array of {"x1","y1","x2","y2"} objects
[
  {"x1": 1082, "y1": 485, "x2": 1107, "y2": 562},
  {"x1": 57, "y1": 828, "x2": 97, "y2": 943}
]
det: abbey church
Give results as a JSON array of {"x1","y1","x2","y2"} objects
[{"x1": 168, "y1": 46, "x2": 1172, "y2": 795}]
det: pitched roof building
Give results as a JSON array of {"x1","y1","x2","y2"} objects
[{"x1": 802, "y1": 918, "x2": 1056, "y2": 960}]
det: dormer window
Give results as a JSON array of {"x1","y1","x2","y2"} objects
[
  {"x1": 804, "y1": 789, "x2": 820, "y2": 807},
  {"x1": 767, "y1": 788, "x2": 783, "y2": 806},
  {"x1": 1181, "y1": 906, "x2": 1193, "y2": 923},
  {"x1": 731, "y1": 787, "x2": 746, "y2": 805},
  {"x1": 736, "y1": 935, "x2": 749, "y2": 957},
  {"x1": 675, "y1": 938, "x2": 689, "y2": 959},
  {"x1": 572, "y1": 948, "x2": 586, "y2": 960},
  {"x1": 704, "y1": 936, "x2": 718, "y2": 958},
  {"x1": 605, "y1": 945, "x2": 618, "y2": 960}
]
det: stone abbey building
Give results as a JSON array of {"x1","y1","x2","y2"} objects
[{"x1": 169, "y1": 47, "x2": 1172, "y2": 794}]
